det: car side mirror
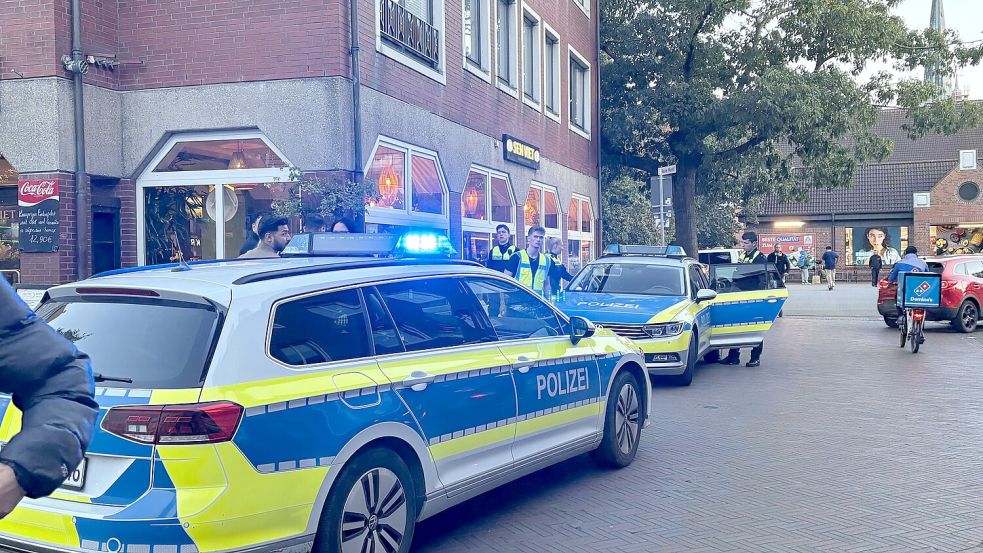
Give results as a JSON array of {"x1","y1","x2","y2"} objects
[
  {"x1": 696, "y1": 288, "x2": 718, "y2": 303},
  {"x1": 570, "y1": 316, "x2": 596, "y2": 344}
]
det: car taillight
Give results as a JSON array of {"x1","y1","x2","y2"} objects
[
  {"x1": 878, "y1": 279, "x2": 891, "y2": 289},
  {"x1": 913, "y1": 310, "x2": 926, "y2": 321},
  {"x1": 102, "y1": 402, "x2": 243, "y2": 445},
  {"x1": 942, "y1": 280, "x2": 955, "y2": 290}
]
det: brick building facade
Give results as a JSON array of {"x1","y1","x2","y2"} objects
[
  {"x1": 0, "y1": 0, "x2": 600, "y2": 286},
  {"x1": 748, "y1": 108, "x2": 983, "y2": 281}
]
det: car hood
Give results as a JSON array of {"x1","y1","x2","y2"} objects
[{"x1": 556, "y1": 292, "x2": 689, "y2": 324}]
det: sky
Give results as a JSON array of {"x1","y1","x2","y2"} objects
[{"x1": 884, "y1": 0, "x2": 983, "y2": 99}]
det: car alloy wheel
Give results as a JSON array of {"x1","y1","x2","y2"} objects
[
  {"x1": 615, "y1": 382, "x2": 640, "y2": 455},
  {"x1": 962, "y1": 303, "x2": 979, "y2": 332},
  {"x1": 340, "y1": 467, "x2": 408, "y2": 553}
]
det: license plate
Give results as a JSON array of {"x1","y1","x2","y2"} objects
[{"x1": 60, "y1": 458, "x2": 87, "y2": 491}]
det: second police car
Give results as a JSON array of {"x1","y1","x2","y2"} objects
[
  {"x1": 556, "y1": 245, "x2": 788, "y2": 385},
  {"x1": 0, "y1": 232, "x2": 648, "y2": 553}
]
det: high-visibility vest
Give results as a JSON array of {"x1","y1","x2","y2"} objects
[
  {"x1": 516, "y1": 250, "x2": 550, "y2": 293},
  {"x1": 491, "y1": 244, "x2": 515, "y2": 261},
  {"x1": 740, "y1": 249, "x2": 762, "y2": 264}
]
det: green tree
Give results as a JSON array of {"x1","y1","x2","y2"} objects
[
  {"x1": 272, "y1": 167, "x2": 377, "y2": 226},
  {"x1": 602, "y1": 170, "x2": 662, "y2": 246},
  {"x1": 601, "y1": 0, "x2": 983, "y2": 256}
]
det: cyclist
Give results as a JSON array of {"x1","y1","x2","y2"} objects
[{"x1": 888, "y1": 245, "x2": 929, "y2": 323}]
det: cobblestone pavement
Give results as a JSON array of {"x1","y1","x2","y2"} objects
[{"x1": 414, "y1": 296, "x2": 983, "y2": 552}]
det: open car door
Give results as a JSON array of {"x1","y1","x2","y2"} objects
[{"x1": 707, "y1": 262, "x2": 788, "y2": 349}]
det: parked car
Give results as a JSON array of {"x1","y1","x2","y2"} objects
[
  {"x1": 698, "y1": 248, "x2": 742, "y2": 265},
  {"x1": 877, "y1": 255, "x2": 983, "y2": 332}
]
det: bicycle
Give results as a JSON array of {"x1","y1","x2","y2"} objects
[{"x1": 897, "y1": 307, "x2": 926, "y2": 354}]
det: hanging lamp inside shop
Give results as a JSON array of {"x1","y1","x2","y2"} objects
[
  {"x1": 464, "y1": 186, "x2": 480, "y2": 217},
  {"x1": 378, "y1": 165, "x2": 400, "y2": 206},
  {"x1": 229, "y1": 141, "x2": 247, "y2": 169}
]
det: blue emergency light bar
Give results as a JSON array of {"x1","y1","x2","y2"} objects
[
  {"x1": 281, "y1": 231, "x2": 457, "y2": 258},
  {"x1": 603, "y1": 244, "x2": 688, "y2": 257}
]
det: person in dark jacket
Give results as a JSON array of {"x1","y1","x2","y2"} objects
[
  {"x1": 0, "y1": 279, "x2": 98, "y2": 517},
  {"x1": 546, "y1": 237, "x2": 575, "y2": 293},
  {"x1": 767, "y1": 246, "x2": 791, "y2": 282},
  {"x1": 869, "y1": 252, "x2": 883, "y2": 287},
  {"x1": 485, "y1": 224, "x2": 516, "y2": 273}
]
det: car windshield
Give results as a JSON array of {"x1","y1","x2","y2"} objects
[
  {"x1": 35, "y1": 297, "x2": 221, "y2": 389},
  {"x1": 567, "y1": 263, "x2": 685, "y2": 296}
]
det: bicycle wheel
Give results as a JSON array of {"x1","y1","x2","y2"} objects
[
  {"x1": 910, "y1": 320, "x2": 922, "y2": 354},
  {"x1": 899, "y1": 314, "x2": 907, "y2": 348}
]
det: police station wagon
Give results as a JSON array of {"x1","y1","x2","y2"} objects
[
  {"x1": 0, "y1": 232, "x2": 648, "y2": 553},
  {"x1": 556, "y1": 245, "x2": 787, "y2": 386}
]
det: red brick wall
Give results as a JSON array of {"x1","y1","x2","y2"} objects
[
  {"x1": 358, "y1": 0, "x2": 599, "y2": 178},
  {"x1": 0, "y1": 0, "x2": 62, "y2": 79},
  {"x1": 117, "y1": 178, "x2": 138, "y2": 267},
  {"x1": 914, "y1": 166, "x2": 983, "y2": 252},
  {"x1": 115, "y1": 0, "x2": 348, "y2": 89}
]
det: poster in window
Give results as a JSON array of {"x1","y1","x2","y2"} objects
[
  {"x1": 848, "y1": 226, "x2": 902, "y2": 266},
  {"x1": 18, "y1": 180, "x2": 60, "y2": 253}
]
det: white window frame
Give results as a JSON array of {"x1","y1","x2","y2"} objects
[
  {"x1": 376, "y1": 0, "x2": 448, "y2": 85},
  {"x1": 364, "y1": 137, "x2": 450, "y2": 229},
  {"x1": 567, "y1": 194, "x2": 594, "y2": 260},
  {"x1": 520, "y1": 3, "x2": 542, "y2": 111},
  {"x1": 462, "y1": 165, "x2": 517, "y2": 251},
  {"x1": 135, "y1": 130, "x2": 293, "y2": 265},
  {"x1": 543, "y1": 23, "x2": 561, "y2": 122},
  {"x1": 572, "y1": 0, "x2": 589, "y2": 19},
  {"x1": 525, "y1": 182, "x2": 562, "y2": 241},
  {"x1": 568, "y1": 45, "x2": 592, "y2": 139},
  {"x1": 462, "y1": 0, "x2": 492, "y2": 82},
  {"x1": 495, "y1": 0, "x2": 519, "y2": 97}
]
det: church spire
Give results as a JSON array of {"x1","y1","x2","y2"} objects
[{"x1": 924, "y1": 0, "x2": 957, "y2": 98}]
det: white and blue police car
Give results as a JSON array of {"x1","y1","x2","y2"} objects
[
  {"x1": 0, "y1": 231, "x2": 648, "y2": 553},
  {"x1": 555, "y1": 245, "x2": 788, "y2": 385}
]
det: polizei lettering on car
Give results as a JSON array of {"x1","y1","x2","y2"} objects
[{"x1": 536, "y1": 367, "x2": 590, "y2": 399}]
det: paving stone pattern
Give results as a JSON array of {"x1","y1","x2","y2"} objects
[{"x1": 414, "y1": 307, "x2": 983, "y2": 552}]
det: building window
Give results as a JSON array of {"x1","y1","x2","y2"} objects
[
  {"x1": 523, "y1": 183, "x2": 561, "y2": 240},
  {"x1": 572, "y1": 0, "x2": 589, "y2": 17},
  {"x1": 544, "y1": 27, "x2": 560, "y2": 118},
  {"x1": 567, "y1": 195, "x2": 594, "y2": 273},
  {"x1": 378, "y1": 0, "x2": 446, "y2": 84},
  {"x1": 464, "y1": 0, "x2": 490, "y2": 74},
  {"x1": 365, "y1": 138, "x2": 449, "y2": 229},
  {"x1": 521, "y1": 7, "x2": 541, "y2": 107},
  {"x1": 569, "y1": 47, "x2": 591, "y2": 136},
  {"x1": 401, "y1": 0, "x2": 435, "y2": 24},
  {"x1": 496, "y1": 0, "x2": 517, "y2": 91},
  {"x1": 462, "y1": 167, "x2": 516, "y2": 262}
]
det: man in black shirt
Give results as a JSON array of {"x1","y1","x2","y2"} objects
[
  {"x1": 722, "y1": 231, "x2": 768, "y2": 367},
  {"x1": 485, "y1": 224, "x2": 516, "y2": 273}
]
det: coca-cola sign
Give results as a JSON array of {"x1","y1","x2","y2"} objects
[{"x1": 18, "y1": 179, "x2": 60, "y2": 253}]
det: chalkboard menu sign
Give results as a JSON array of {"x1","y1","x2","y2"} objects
[{"x1": 18, "y1": 180, "x2": 60, "y2": 252}]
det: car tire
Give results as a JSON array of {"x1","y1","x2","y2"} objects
[
  {"x1": 670, "y1": 334, "x2": 697, "y2": 387},
  {"x1": 313, "y1": 447, "x2": 418, "y2": 553},
  {"x1": 883, "y1": 316, "x2": 899, "y2": 329},
  {"x1": 951, "y1": 301, "x2": 979, "y2": 333},
  {"x1": 591, "y1": 370, "x2": 643, "y2": 469}
]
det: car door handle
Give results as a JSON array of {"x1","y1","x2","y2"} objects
[
  {"x1": 515, "y1": 356, "x2": 535, "y2": 373},
  {"x1": 766, "y1": 296, "x2": 780, "y2": 302},
  {"x1": 403, "y1": 371, "x2": 435, "y2": 392}
]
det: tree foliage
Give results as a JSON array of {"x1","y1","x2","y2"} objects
[
  {"x1": 601, "y1": 0, "x2": 983, "y2": 256},
  {"x1": 272, "y1": 167, "x2": 377, "y2": 224}
]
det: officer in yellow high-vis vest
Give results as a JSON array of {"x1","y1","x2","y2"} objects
[
  {"x1": 484, "y1": 224, "x2": 517, "y2": 273},
  {"x1": 505, "y1": 225, "x2": 554, "y2": 297}
]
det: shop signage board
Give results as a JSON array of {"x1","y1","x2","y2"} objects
[
  {"x1": 760, "y1": 233, "x2": 815, "y2": 256},
  {"x1": 379, "y1": 0, "x2": 440, "y2": 66},
  {"x1": 503, "y1": 135, "x2": 541, "y2": 170},
  {"x1": 18, "y1": 180, "x2": 59, "y2": 253}
]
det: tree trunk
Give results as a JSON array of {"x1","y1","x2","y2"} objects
[{"x1": 673, "y1": 161, "x2": 699, "y2": 258}]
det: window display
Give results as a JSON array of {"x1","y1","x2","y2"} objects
[
  {"x1": 930, "y1": 225, "x2": 983, "y2": 256},
  {"x1": 845, "y1": 226, "x2": 906, "y2": 266}
]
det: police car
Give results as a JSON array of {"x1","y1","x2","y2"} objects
[
  {"x1": 0, "y1": 232, "x2": 648, "y2": 553},
  {"x1": 555, "y1": 245, "x2": 787, "y2": 385}
]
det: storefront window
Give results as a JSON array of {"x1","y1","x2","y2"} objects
[
  {"x1": 0, "y1": 157, "x2": 19, "y2": 284},
  {"x1": 524, "y1": 188, "x2": 540, "y2": 227},
  {"x1": 844, "y1": 225, "x2": 907, "y2": 266},
  {"x1": 463, "y1": 168, "x2": 515, "y2": 261},
  {"x1": 581, "y1": 200, "x2": 592, "y2": 233},
  {"x1": 524, "y1": 183, "x2": 560, "y2": 235},
  {"x1": 153, "y1": 139, "x2": 287, "y2": 172},
  {"x1": 491, "y1": 176, "x2": 513, "y2": 223},
  {"x1": 143, "y1": 186, "x2": 216, "y2": 265},
  {"x1": 567, "y1": 195, "x2": 594, "y2": 271},
  {"x1": 567, "y1": 239, "x2": 582, "y2": 274},
  {"x1": 411, "y1": 156, "x2": 444, "y2": 215},
  {"x1": 367, "y1": 146, "x2": 406, "y2": 210},
  {"x1": 930, "y1": 225, "x2": 983, "y2": 256},
  {"x1": 544, "y1": 189, "x2": 559, "y2": 231},
  {"x1": 463, "y1": 231, "x2": 491, "y2": 263},
  {"x1": 225, "y1": 182, "x2": 296, "y2": 257},
  {"x1": 463, "y1": 172, "x2": 487, "y2": 220}
]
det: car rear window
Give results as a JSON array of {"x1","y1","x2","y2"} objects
[
  {"x1": 35, "y1": 297, "x2": 221, "y2": 389},
  {"x1": 927, "y1": 263, "x2": 945, "y2": 274},
  {"x1": 699, "y1": 252, "x2": 734, "y2": 265}
]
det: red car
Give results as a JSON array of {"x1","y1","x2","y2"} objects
[{"x1": 877, "y1": 255, "x2": 983, "y2": 332}]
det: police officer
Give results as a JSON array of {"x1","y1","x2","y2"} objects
[
  {"x1": 485, "y1": 224, "x2": 517, "y2": 273},
  {"x1": 546, "y1": 237, "x2": 575, "y2": 294},
  {"x1": 722, "y1": 231, "x2": 768, "y2": 367},
  {"x1": 0, "y1": 279, "x2": 99, "y2": 518},
  {"x1": 505, "y1": 225, "x2": 553, "y2": 297}
]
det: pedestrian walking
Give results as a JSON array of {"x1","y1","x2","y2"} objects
[
  {"x1": 485, "y1": 224, "x2": 517, "y2": 273},
  {"x1": 869, "y1": 252, "x2": 883, "y2": 287},
  {"x1": 505, "y1": 225, "x2": 553, "y2": 298},
  {"x1": 0, "y1": 279, "x2": 99, "y2": 517},
  {"x1": 767, "y1": 246, "x2": 791, "y2": 283},
  {"x1": 822, "y1": 246, "x2": 840, "y2": 290},
  {"x1": 721, "y1": 231, "x2": 767, "y2": 367}
]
